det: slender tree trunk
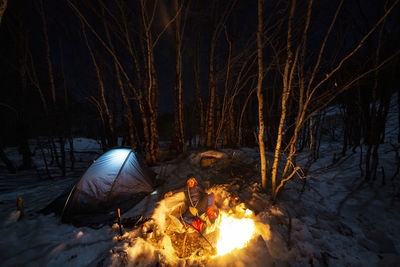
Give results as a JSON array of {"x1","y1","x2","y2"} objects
[
  {"x1": 194, "y1": 34, "x2": 204, "y2": 147},
  {"x1": 0, "y1": 0, "x2": 7, "y2": 25},
  {"x1": 139, "y1": 0, "x2": 160, "y2": 164},
  {"x1": 40, "y1": 0, "x2": 56, "y2": 105},
  {"x1": 271, "y1": 0, "x2": 296, "y2": 200},
  {"x1": 17, "y1": 22, "x2": 32, "y2": 170},
  {"x1": 82, "y1": 23, "x2": 115, "y2": 148},
  {"x1": 174, "y1": 0, "x2": 186, "y2": 154},
  {"x1": 237, "y1": 87, "x2": 256, "y2": 147},
  {"x1": 60, "y1": 41, "x2": 74, "y2": 171},
  {"x1": 206, "y1": 40, "x2": 216, "y2": 148},
  {"x1": 256, "y1": 0, "x2": 267, "y2": 191},
  {"x1": 68, "y1": 136, "x2": 75, "y2": 169},
  {"x1": 100, "y1": 0, "x2": 136, "y2": 150},
  {"x1": 59, "y1": 136, "x2": 66, "y2": 176},
  {"x1": 148, "y1": 43, "x2": 159, "y2": 163},
  {"x1": 0, "y1": 145, "x2": 15, "y2": 173},
  {"x1": 366, "y1": 17, "x2": 386, "y2": 181}
]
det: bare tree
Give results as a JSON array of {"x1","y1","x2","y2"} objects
[
  {"x1": 173, "y1": 0, "x2": 187, "y2": 153},
  {"x1": 81, "y1": 21, "x2": 115, "y2": 149},
  {"x1": 39, "y1": 0, "x2": 56, "y2": 105},
  {"x1": 193, "y1": 33, "x2": 204, "y2": 147},
  {"x1": 99, "y1": 0, "x2": 136, "y2": 150},
  {"x1": 256, "y1": 0, "x2": 267, "y2": 191},
  {"x1": 270, "y1": 0, "x2": 400, "y2": 201},
  {"x1": 205, "y1": 0, "x2": 238, "y2": 148}
]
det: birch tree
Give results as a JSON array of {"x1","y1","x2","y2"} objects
[
  {"x1": 256, "y1": 0, "x2": 267, "y2": 191},
  {"x1": 270, "y1": 0, "x2": 400, "y2": 201},
  {"x1": 173, "y1": 0, "x2": 187, "y2": 153}
]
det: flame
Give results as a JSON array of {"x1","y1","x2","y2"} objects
[{"x1": 215, "y1": 210, "x2": 256, "y2": 256}]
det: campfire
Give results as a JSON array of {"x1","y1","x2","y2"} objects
[{"x1": 214, "y1": 209, "x2": 257, "y2": 256}]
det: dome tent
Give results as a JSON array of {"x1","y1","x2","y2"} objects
[{"x1": 45, "y1": 148, "x2": 155, "y2": 226}]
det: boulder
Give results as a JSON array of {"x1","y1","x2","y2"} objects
[{"x1": 200, "y1": 157, "x2": 218, "y2": 168}]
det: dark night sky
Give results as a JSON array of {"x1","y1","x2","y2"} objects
[{"x1": 0, "y1": 0, "x2": 399, "y2": 144}]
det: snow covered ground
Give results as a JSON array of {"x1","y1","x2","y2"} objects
[{"x1": 0, "y1": 103, "x2": 399, "y2": 266}]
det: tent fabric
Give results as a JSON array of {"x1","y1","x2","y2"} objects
[{"x1": 50, "y1": 148, "x2": 155, "y2": 225}]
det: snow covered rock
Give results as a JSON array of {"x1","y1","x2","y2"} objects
[
  {"x1": 200, "y1": 157, "x2": 218, "y2": 168},
  {"x1": 189, "y1": 150, "x2": 229, "y2": 167}
]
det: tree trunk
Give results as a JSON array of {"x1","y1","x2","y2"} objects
[
  {"x1": 194, "y1": 34, "x2": 204, "y2": 147},
  {"x1": 256, "y1": 0, "x2": 267, "y2": 191},
  {"x1": 174, "y1": 0, "x2": 186, "y2": 154},
  {"x1": 271, "y1": 0, "x2": 296, "y2": 200},
  {"x1": 59, "y1": 136, "x2": 66, "y2": 176},
  {"x1": 0, "y1": 0, "x2": 7, "y2": 25},
  {"x1": 100, "y1": 0, "x2": 136, "y2": 150},
  {"x1": 206, "y1": 40, "x2": 216, "y2": 148},
  {"x1": 40, "y1": 0, "x2": 56, "y2": 105},
  {"x1": 82, "y1": 23, "x2": 115, "y2": 148},
  {"x1": 0, "y1": 145, "x2": 15, "y2": 173},
  {"x1": 16, "y1": 20, "x2": 32, "y2": 170}
]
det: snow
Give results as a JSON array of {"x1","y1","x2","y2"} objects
[
  {"x1": 189, "y1": 150, "x2": 229, "y2": 166},
  {"x1": 1, "y1": 99, "x2": 400, "y2": 266}
]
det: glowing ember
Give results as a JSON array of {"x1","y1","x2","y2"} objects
[{"x1": 215, "y1": 211, "x2": 256, "y2": 256}]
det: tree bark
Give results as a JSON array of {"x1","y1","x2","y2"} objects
[
  {"x1": 194, "y1": 33, "x2": 204, "y2": 147},
  {"x1": 256, "y1": 0, "x2": 267, "y2": 191},
  {"x1": 81, "y1": 22, "x2": 115, "y2": 148},
  {"x1": 0, "y1": 0, "x2": 7, "y2": 25},
  {"x1": 174, "y1": 0, "x2": 186, "y2": 154},
  {"x1": 271, "y1": 0, "x2": 296, "y2": 200},
  {"x1": 40, "y1": 0, "x2": 56, "y2": 105},
  {"x1": 100, "y1": 0, "x2": 136, "y2": 150},
  {"x1": 206, "y1": 36, "x2": 216, "y2": 148}
]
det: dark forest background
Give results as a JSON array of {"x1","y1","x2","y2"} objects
[{"x1": 0, "y1": 0, "x2": 399, "y2": 199}]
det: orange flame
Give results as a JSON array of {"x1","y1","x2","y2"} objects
[{"x1": 215, "y1": 209, "x2": 256, "y2": 256}]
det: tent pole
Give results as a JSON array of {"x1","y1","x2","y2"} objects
[{"x1": 60, "y1": 183, "x2": 77, "y2": 223}]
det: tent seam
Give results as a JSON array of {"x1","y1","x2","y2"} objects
[{"x1": 106, "y1": 150, "x2": 133, "y2": 205}]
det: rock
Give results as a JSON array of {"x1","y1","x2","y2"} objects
[
  {"x1": 246, "y1": 198, "x2": 268, "y2": 214},
  {"x1": 190, "y1": 150, "x2": 228, "y2": 165},
  {"x1": 200, "y1": 157, "x2": 218, "y2": 168}
]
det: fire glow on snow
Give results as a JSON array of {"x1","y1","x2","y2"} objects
[{"x1": 215, "y1": 210, "x2": 256, "y2": 256}]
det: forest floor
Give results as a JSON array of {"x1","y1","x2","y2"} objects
[{"x1": 0, "y1": 136, "x2": 399, "y2": 266}]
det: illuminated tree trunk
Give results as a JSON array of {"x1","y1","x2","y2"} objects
[
  {"x1": 256, "y1": 0, "x2": 267, "y2": 191},
  {"x1": 138, "y1": 0, "x2": 160, "y2": 164},
  {"x1": 271, "y1": 0, "x2": 296, "y2": 200},
  {"x1": 147, "y1": 35, "x2": 159, "y2": 164}
]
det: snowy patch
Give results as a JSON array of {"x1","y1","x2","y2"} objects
[{"x1": 189, "y1": 150, "x2": 229, "y2": 166}]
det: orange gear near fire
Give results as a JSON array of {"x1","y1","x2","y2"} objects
[{"x1": 165, "y1": 174, "x2": 218, "y2": 233}]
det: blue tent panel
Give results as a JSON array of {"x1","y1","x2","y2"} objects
[{"x1": 67, "y1": 148, "x2": 155, "y2": 215}]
